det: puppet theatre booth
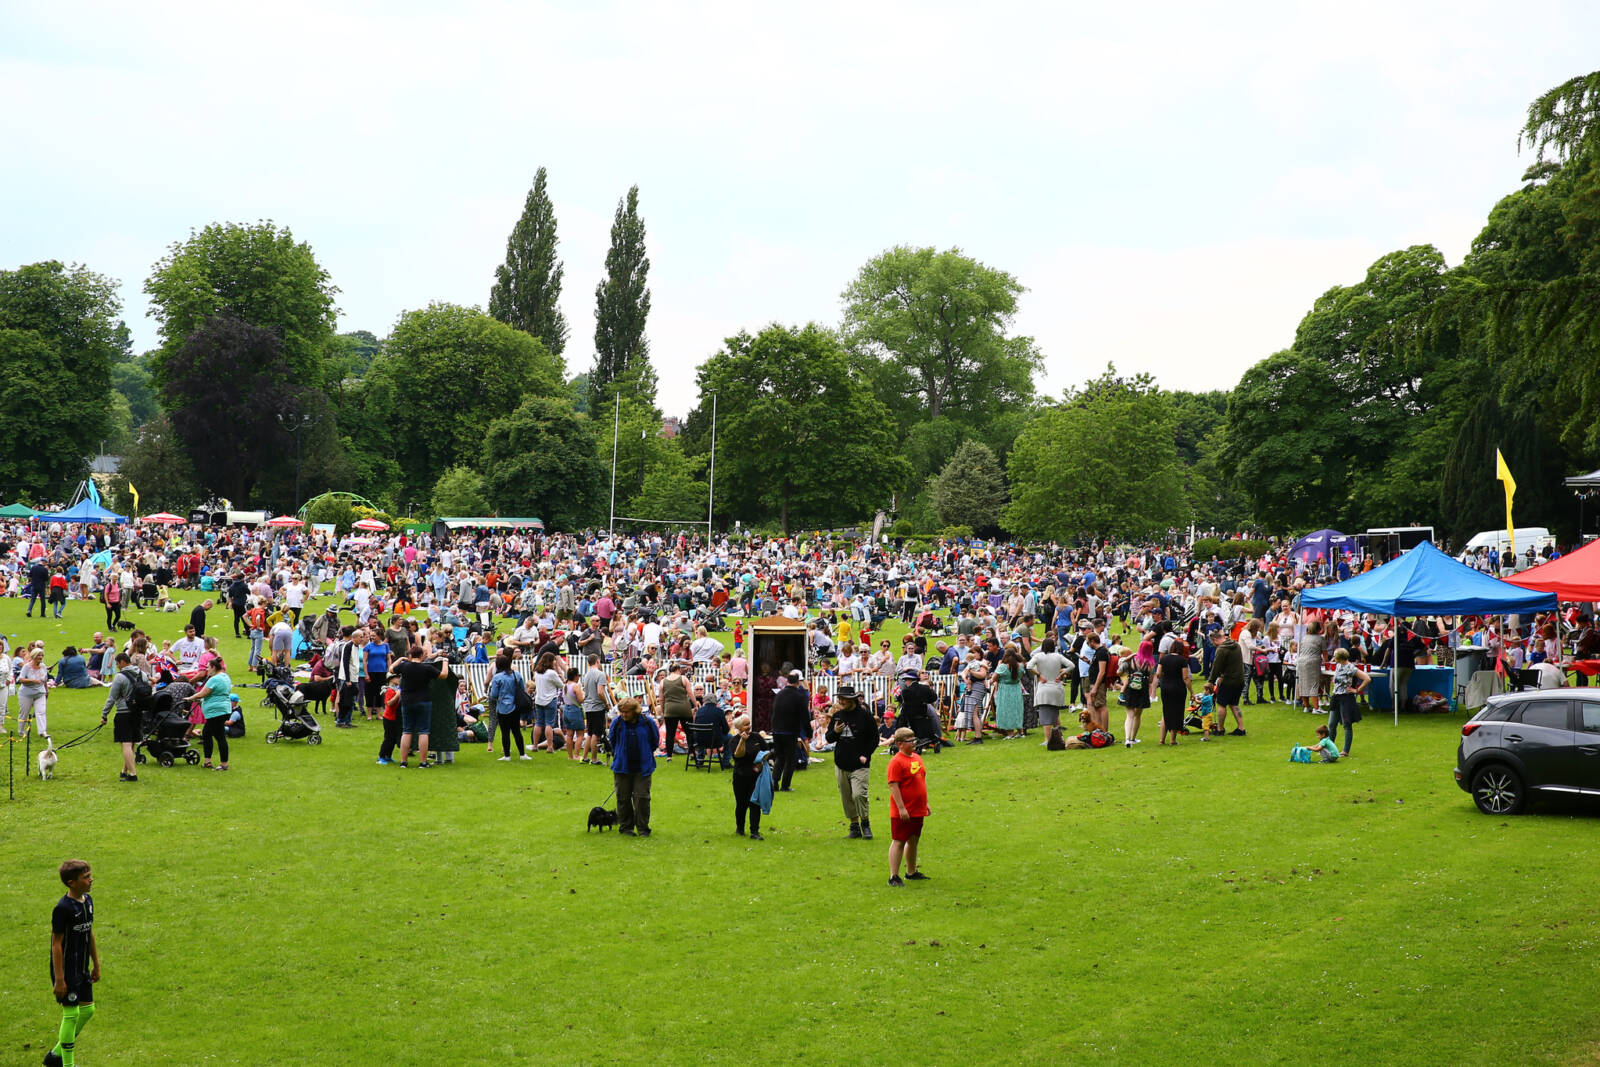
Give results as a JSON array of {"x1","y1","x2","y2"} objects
[
  {"x1": 1300, "y1": 541, "x2": 1556, "y2": 722},
  {"x1": 747, "y1": 616, "x2": 808, "y2": 734}
]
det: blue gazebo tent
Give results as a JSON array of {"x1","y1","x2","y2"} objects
[
  {"x1": 34, "y1": 499, "x2": 128, "y2": 524},
  {"x1": 1300, "y1": 541, "x2": 1556, "y2": 722}
]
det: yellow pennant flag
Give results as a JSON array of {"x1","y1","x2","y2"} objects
[
  {"x1": 1495, "y1": 449, "x2": 1516, "y2": 555},
  {"x1": 128, "y1": 481, "x2": 140, "y2": 513}
]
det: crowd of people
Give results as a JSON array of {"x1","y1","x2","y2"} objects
[{"x1": 5, "y1": 517, "x2": 1596, "y2": 794}]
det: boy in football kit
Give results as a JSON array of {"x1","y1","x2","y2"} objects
[{"x1": 46, "y1": 859, "x2": 100, "y2": 1067}]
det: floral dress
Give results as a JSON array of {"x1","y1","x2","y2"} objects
[{"x1": 992, "y1": 664, "x2": 1024, "y2": 731}]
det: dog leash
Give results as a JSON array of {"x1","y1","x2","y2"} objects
[{"x1": 54, "y1": 721, "x2": 107, "y2": 752}]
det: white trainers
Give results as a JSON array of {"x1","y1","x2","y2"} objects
[
  {"x1": 497, "y1": 755, "x2": 511, "y2": 761},
  {"x1": 520, "y1": 753, "x2": 532, "y2": 760}
]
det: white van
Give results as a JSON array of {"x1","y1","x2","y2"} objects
[{"x1": 1463, "y1": 527, "x2": 1554, "y2": 555}]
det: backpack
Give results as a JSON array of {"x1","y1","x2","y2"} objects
[
  {"x1": 121, "y1": 668, "x2": 154, "y2": 714},
  {"x1": 1047, "y1": 729, "x2": 1068, "y2": 751},
  {"x1": 1086, "y1": 728, "x2": 1114, "y2": 748},
  {"x1": 512, "y1": 675, "x2": 533, "y2": 717}
]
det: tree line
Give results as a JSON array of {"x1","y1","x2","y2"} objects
[{"x1": 3, "y1": 73, "x2": 1598, "y2": 544}]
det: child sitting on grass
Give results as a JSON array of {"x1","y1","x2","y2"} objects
[{"x1": 1291, "y1": 724, "x2": 1341, "y2": 763}]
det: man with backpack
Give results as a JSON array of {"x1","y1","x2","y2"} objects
[{"x1": 99, "y1": 653, "x2": 149, "y2": 782}]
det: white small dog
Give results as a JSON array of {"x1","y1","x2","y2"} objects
[{"x1": 37, "y1": 740, "x2": 57, "y2": 780}]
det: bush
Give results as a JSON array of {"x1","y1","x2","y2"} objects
[
  {"x1": 905, "y1": 539, "x2": 932, "y2": 555},
  {"x1": 1192, "y1": 537, "x2": 1272, "y2": 561},
  {"x1": 938, "y1": 525, "x2": 974, "y2": 541}
]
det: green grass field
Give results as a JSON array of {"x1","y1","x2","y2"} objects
[{"x1": 3, "y1": 595, "x2": 1599, "y2": 1065}]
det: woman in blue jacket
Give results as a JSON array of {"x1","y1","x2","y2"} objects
[
  {"x1": 608, "y1": 698, "x2": 659, "y2": 836},
  {"x1": 487, "y1": 655, "x2": 528, "y2": 760}
]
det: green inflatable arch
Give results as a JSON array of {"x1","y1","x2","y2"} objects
[{"x1": 296, "y1": 491, "x2": 381, "y2": 518}]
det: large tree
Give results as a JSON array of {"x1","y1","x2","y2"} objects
[
  {"x1": 1223, "y1": 246, "x2": 1458, "y2": 532},
  {"x1": 144, "y1": 221, "x2": 339, "y2": 389},
  {"x1": 112, "y1": 415, "x2": 201, "y2": 514},
  {"x1": 367, "y1": 303, "x2": 564, "y2": 502},
  {"x1": 480, "y1": 395, "x2": 603, "y2": 530},
  {"x1": 841, "y1": 246, "x2": 1040, "y2": 424},
  {"x1": 622, "y1": 446, "x2": 708, "y2": 528},
  {"x1": 928, "y1": 439, "x2": 1007, "y2": 535},
  {"x1": 1006, "y1": 370, "x2": 1187, "y2": 541},
  {"x1": 489, "y1": 167, "x2": 569, "y2": 356},
  {"x1": 161, "y1": 314, "x2": 311, "y2": 505},
  {"x1": 0, "y1": 261, "x2": 125, "y2": 496},
  {"x1": 591, "y1": 185, "x2": 655, "y2": 412},
  {"x1": 685, "y1": 324, "x2": 909, "y2": 535}
]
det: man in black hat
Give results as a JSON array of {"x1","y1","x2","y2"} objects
[
  {"x1": 770, "y1": 669, "x2": 809, "y2": 791},
  {"x1": 826, "y1": 684, "x2": 879, "y2": 839}
]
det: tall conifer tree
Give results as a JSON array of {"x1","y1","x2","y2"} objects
[
  {"x1": 591, "y1": 185, "x2": 655, "y2": 412},
  {"x1": 489, "y1": 167, "x2": 569, "y2": 356}
]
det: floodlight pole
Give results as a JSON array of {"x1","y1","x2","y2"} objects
[
  {"x1": 707, "y1": 393, "x2": 717, "y2": 535},
  {"x1": 609, "y1": 394, "x2": 620, "y2": 536}
]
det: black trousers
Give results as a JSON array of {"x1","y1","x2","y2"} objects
[
  {"x1": 733, "y1": 771, "x2": 761, "y2": 833},
  {"x1": 202, "y1": 717, "x2": 230, "y2": 763},
  {"x1": 773, "y1": 732, "x2": 802, "y2": 789},
  {"x1": 498, "y1": 711, "x2": 525, "y2": 756},
  {"x1": 379, "y1": 717, "x2": 401, "y2": 760},
  {"x1": 232, "y1": 603, "x2": 247, "y2": 637}
]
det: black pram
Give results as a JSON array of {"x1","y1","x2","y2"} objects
[
  {"x1": 262, "y1": 672, "x2": 323, "y2": 745},
  {"x1": 137, "y1": 684, "x2": 201, "y2": 767}
]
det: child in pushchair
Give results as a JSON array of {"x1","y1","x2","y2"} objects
[{"x1": 262, "y1": 671, "x2": 324, "y2": 745}]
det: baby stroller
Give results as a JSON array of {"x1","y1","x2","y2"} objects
[
  {"x1": 137, "y1": 688, "x2": 201, "y2": 767},
  {"x1": 263, "y1": 674, "x2": 324, "y2": 745}
]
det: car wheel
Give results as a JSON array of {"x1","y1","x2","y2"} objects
[{"x1": 1472, "y1": 764, "x2": 1526, "y2": 815}]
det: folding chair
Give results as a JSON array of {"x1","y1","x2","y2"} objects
[{"x1": 684, "y1": 721, "x2": 727, "y2": 772}]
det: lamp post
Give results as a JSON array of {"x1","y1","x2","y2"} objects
[{"x1": 277, "y1": 412, "x2": 314, "y2": 514}]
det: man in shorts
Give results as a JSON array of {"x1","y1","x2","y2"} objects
[
  {"x1": 390, "y1": 643, "x2": 448, "y2": 768},
  {"x1": 886, "y1": 728, "x2": 931, "y2": 887},
  {"x1": 579, "y1": 654, "x2": 610, "y2": 765},
  {"x1": 46, "y1": 858, "x2": 100, "y2": 1067},
  {"x1": 99, "y1": 652, "x2": 141, "y2": 782}
]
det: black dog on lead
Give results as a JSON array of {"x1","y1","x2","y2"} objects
[
  {"x1": 587, "y1": 806, "x2": 618, "y2": 832},
  {"x1": 296, "y1": 678, "x2": 334, "y2": 717}
]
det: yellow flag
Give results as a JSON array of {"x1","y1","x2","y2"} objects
[
  {"x1": 1495, "y1": 449, "x2": 1516, "y2": 554},
  {"x1": 128, "y1": 481, "x2": 140, "y2": 513}
]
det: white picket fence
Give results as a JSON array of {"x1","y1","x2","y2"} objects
[{"x1": 457, "y1": 660, "x2": 991, "y2": 725}]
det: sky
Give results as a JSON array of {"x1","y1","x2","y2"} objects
[{"x1": 3, "y1": 2, "x2": 1597, "y2": 418}]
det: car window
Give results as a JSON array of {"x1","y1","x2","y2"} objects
[
  {"x1": 1579, "y1": 702, "x2": 1600, "y2": 735},
  {"x1": 1482, "y1": 702, "x2": 1520, "y2": 722},
  {"x1": 1517, "y1": 702, "x2": 1570, "y2": 731}
]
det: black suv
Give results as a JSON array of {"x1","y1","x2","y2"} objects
[{"x1": 1454, "y1": 692, "x2": 1600, "y2": 814}]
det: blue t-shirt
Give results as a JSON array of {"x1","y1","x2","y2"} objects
[
  {"x1": 365, "y1": 641, "x2": 390, "y2": 674},
  {"x1": 201, "y1": 673, "x2": 233, "y2": 719}
]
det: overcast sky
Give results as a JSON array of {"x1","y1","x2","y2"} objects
[{"x1": 4, "y1": 2, "x2": 1597, "y2": 417}]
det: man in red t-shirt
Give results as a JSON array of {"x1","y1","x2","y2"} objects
[{"x1": 885, "y1": 727, "x2": 930, "y2": 887}]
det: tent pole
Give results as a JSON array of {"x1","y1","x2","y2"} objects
[{"x1": 1393, "y1": 614, "x2": 1400, "y2": 727}]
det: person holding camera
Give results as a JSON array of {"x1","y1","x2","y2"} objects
[
  {"x1": 730, "y1": 713, "x2": 764, "y2": 839},
  {"x1": 391, "y1": 643, "x2": 449, "y2": 769},
  {"x1": 825, "y1": 685, "x2": 878, "y2": 839}
]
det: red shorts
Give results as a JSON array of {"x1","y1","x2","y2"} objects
[{"x1": 889, "y1": 815, "x2": 924, "y2": 842}]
